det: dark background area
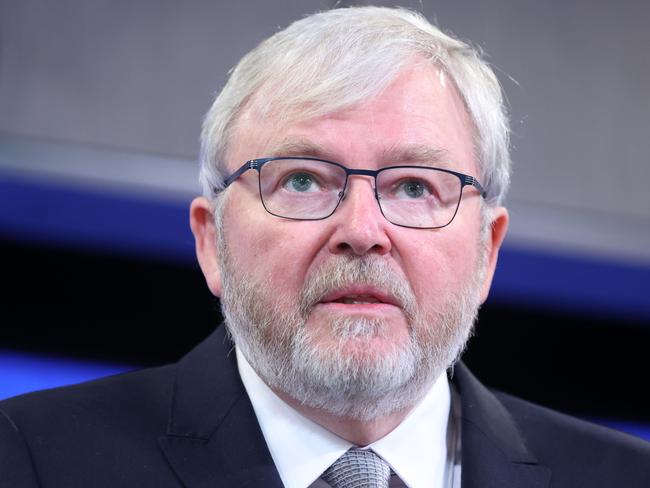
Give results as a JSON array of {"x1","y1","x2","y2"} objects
[{"x1": 3, "y1": 236, "x2": 649, "y2": 422}]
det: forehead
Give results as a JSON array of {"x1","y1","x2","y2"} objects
[{"x1": 227, "y1": 64, "x2": 477, "y2": 174}]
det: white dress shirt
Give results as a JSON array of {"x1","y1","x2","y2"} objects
[{"x1": 236, "y1": 348, "x2": 461, "y2": 488}]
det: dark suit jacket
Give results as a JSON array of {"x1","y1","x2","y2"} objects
[{"x1": 1, "y1": 326, "x2": 649, "y2": 487}]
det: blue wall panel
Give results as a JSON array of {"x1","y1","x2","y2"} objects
[
  {"x1": 2, "y1": 173, "x2": 649, "y2": 320},
  {"x1": 0, "y1": 351, "x2": 133, "y2": 400}
]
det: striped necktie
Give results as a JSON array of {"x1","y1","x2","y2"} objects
[{"x1": 321, "y1": 448, "x2": 391, "y2": 488}]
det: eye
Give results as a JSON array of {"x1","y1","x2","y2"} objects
[
  {"x1": 394, "y1": 179, "x2": 431, "y2": 199},
  {"x1": 283, "y1": 172, "x2": 321, "y2": 193}
]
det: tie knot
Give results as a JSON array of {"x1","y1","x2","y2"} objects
[{"x1": 322, "y1": 448, "x2": 391, "y2": 488}]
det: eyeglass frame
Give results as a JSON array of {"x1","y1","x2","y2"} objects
[{"x1": 220, "y1": 156, "x2": 487, "y2": 229}]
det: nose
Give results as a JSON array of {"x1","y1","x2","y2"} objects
[{"x1": 327, "y1": 177, "x2": 392, "y2": 256}]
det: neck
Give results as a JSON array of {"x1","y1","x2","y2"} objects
[{"x1": 271, "y1": 388, "x2": 415, "y2": 446}]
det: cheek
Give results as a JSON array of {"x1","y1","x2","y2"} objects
[
  {"x1": 234, "y1": 219, "x2": 326, "y2": 293},
  {"x1": 403, "y1": 232, "x2": 480, "y2": 305}
]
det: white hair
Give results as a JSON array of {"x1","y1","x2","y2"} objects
[{"x1": 200, "y1": 6, "x2": 511, "y2": 206}]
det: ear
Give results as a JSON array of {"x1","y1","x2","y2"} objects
[
  {"x1": 190, "y1": 196, "x2": 223, "y2": 297},
  {"x1": 479, "y1": 206, "x2": 509, "y2": 303}
]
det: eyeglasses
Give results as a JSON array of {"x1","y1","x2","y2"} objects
[{"x1": 222, "y1": 157, "x2": 486, "y2": 229}]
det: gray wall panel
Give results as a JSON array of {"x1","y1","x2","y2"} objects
[
  {"x1": 0, "y1": 0, "x2": 327, "y2": 156},
  {"x1": 1, "y1": 0, "x2": 649, "y2": 261}
]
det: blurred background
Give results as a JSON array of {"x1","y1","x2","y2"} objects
[{"x1": 1, "y1": 0, "x2": 649, "y2": 440}]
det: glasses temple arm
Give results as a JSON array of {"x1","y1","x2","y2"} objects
[
  {"x1": 223, "y1": 160, "x2": 262, "y2": 188},
  {"x1": 462, "y1": 175, "x2": 487, "y2": 199}
]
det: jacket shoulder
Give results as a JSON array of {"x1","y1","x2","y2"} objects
[
  {"x1": 495, "y1": 391, "x2": 650, "y2": 485},
  {"x1": 0, "y1": 363, "x2": 175, "y2": 427},
  {"x1": 0, "y1": 364, "x2": 179, "y2": 487}
]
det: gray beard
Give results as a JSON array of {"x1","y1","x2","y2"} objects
[{"x1": 218, "y1": 230, "x2": 486, "y2": 421}]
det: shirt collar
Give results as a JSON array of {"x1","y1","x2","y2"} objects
[
  {"x1": 236, "y1": 347, "x2": 452, "y2": 488},
  {"x1": 371, "y1": 367, "x2": 452, "y2": 488}
]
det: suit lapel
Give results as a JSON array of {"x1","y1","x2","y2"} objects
[
  {"x1": 158, "y1": 330, "x2": 551, "y2": 487},
  {"x1": 158, "y1": 327, "x2": 283, "y2": 488},
  {"x1": 452, "y1": 363, "x2": 551, "y2": 488}
]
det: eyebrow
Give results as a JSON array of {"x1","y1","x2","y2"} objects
[
  {"x1": 380, "y1": 143, "x2": 451, "y2": 168},
  {"x1": 267, "y1": 138, "x2": 452, "y2": 168},
  {"x1": 267, "y1": 138, "x2": 337, "y2": 160}
]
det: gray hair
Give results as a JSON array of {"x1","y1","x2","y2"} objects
[{"x1": 200, "y1": 6, "x2": 511, "y2": 207}]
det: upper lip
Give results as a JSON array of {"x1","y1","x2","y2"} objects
[{"x1": 319, "y1": 286, "x2": 401, "y2": 307}]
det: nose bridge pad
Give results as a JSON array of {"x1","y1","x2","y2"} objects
[
  {"x1": 336, "y1": 176, "x2": 383, "y2": 220},
  {"x1": 339, "y1": 175, "x2": 379, "y2": 200},
  {"x1": 336, "y1": 188, "x2": 376, "y2": 202}
]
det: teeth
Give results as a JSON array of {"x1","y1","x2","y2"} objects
[{"x1": 339, "y1": 295, "x2": 380, "y2": 304}]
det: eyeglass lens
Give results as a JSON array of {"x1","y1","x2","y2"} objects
[{"x1": 259, "y1": 158, "x2": 463, "y2": 228}]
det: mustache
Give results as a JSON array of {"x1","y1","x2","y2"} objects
[{"x1": 298, "y1": 255, "x2": 417, "y2": 320}]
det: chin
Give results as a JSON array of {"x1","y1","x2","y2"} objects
[{"x1": 329, "y1": 333, "x2": 410, "y2": 359}]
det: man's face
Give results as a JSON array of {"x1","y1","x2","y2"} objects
[{"x1": 192, "y1": 63, "x2": 508, "y2": 420}]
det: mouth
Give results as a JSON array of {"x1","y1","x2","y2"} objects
[
  {"x1": 318, "y1": 286, "x2": 401, "y2": 309},
  {"x1": 332, "y1": 295, "x2": 383, "y2": 305}
]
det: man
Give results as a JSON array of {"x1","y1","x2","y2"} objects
[{"x1": 1, "y1": 6, "x2": 649, "y2": 488}]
